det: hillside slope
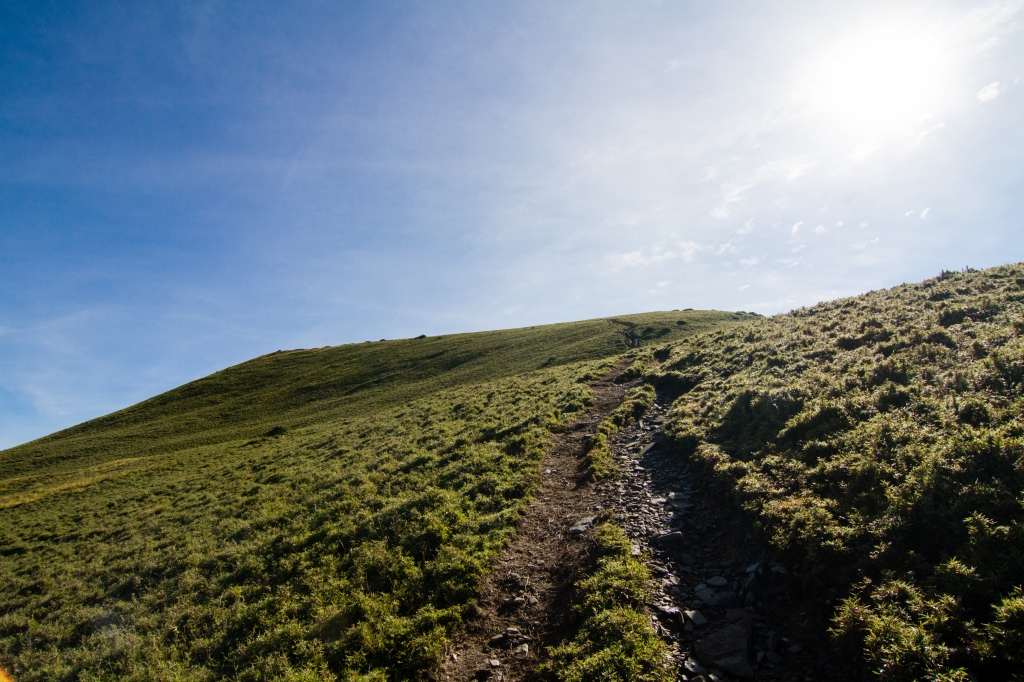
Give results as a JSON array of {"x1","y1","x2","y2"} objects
[
  {"x1": 0, "y1": 309, "x2": 747, "y2": 681},
  {"x1": 647, "y1": 265, "x2": 1024, "y2": 680}
]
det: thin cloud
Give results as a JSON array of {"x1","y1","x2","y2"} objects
[
  {"x1": 710, "y1": 183, "x2": 753, "y2": 219},
  {"x1": 610, "y1": 242, "x2": 698, "y2": 269},
  {"x1": 921, "y1": 207, "x2": 931, "y2": 218},
  {"x1": 977, "y1": 82, "x2": 1003, "y2": 102},
  {"x1": 756, "y1": 157, "x2": 817, "y2": 183},
  {"x1": 791, "y1": 221, "x2": 803, "y2": 234}
]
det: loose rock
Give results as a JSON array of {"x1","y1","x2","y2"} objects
[{"x1": 693, "y1": 620, "x2": 754, "y2": 679}]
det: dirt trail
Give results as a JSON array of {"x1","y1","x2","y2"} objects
[
  {"x1": 438, "y1": 358, "x2": 638, "y2": 682},
  {"x1": 440, "y1": 366, "x2": 851, "y2": 682}
]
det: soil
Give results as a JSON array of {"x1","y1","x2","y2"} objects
[
  {"x1": 438, "y1": 363, "x2": 855, "y2": 682},
  {"x1": 437, "y1": 357, "x2": 638, "y2": 682}
]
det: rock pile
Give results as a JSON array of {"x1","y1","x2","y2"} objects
[{"x1": 593, "y1": 398, "x2": 829, "y2": 682}]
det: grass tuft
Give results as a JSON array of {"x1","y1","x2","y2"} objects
[
  {"x1": 545, "y1": 524, "x2": 674, "y2": 682},
  {"x1": 585, "y1": 384, "x2": 656, "y2": 480}
]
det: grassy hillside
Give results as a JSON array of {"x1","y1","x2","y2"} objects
[
  {"x1": 648, "y1": 265, "x2": 1024, "y2": 680},
  {"x1": 0, "y1": 310, "x2": 746, "y2": 681}
]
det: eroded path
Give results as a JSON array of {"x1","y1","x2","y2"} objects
[
  {"x1": 596, "y1": 398, "x2": 853, "y2": 682},
  {"x1": 438, "y1": 359, "x2": 638, "y2": 682},
  {"x1": 441, "y1": 373, "x2": 851, "y2": 682}
]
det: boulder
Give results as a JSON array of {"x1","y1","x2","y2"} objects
[{"x1": 693, "y1": 620, "x2": 754, "y2": 678}]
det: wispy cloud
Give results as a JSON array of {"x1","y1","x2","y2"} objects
[
  {"x1": 710, "y1": 183, "x2": 753, "y2": 219},
  {"x1": 756, "y1": 157, "x2": 817, "y2": 182},
  {"x1": 609, "y1": 241, "x2": 699, "y2": 269},
  {"x1": 977, "y1": 82, "x2": 1003, "y2": 102}
]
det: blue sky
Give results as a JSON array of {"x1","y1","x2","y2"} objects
[{"x1": 2, "y1": 0, "x2": 1022, "y2": 449}]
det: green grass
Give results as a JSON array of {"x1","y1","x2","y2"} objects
[
  {"x1": 545, "y1": 524, "x2": 674, "y2": 682},
  {"x1": 649, "y1": 264, "x2": 1024, "y2": 680},
  {"x1": 0, "y1": 310, "x2": 741, "y2": 681},
  {"x1": 584, "y1": 383, "x2": 656, "y2": 481}
]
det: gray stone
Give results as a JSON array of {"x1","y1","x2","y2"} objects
[
  {"x1": 693, "y1": 620, "x2": 754, "y2": 678},
  {"x1": 707, "y1": 576, "x2": 729, "y2": 587},
  {"x1": 685, "y1": 609, "x2": 708, "y2": 626},
  {"x1": 654, "y1": 531, "x2": 686, "y2": 548},
  {"x1": 695, "y1": 588, "x2": 742, "y2": 608},
  {"x1": 569, "y1": 516, "x2": 596, "y2": 535},
  {"x1": 677, "y1": 552, "x2": 697, "y2": 566},
  {"x1": 654, "y1": 604, "x2": 683, "y2": 627},
  {"x1": 512, "y1": 643, "x2": 529, "y2": 658}
]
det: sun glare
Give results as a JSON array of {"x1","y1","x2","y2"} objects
[{"x1": 799, "y1": 24, "x2": 949, "y2": 137}]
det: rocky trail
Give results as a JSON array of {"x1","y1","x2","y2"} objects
[
  {"x1": 439, "y1": 365, "x2": 852, "y2": 682},
  {"x1": 595, "y1": 399, "x2": 853, "y2": 682}
]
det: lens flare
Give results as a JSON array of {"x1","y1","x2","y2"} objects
[{"x1": 797, "y1": 23, "x2": 949, "y2": 137}]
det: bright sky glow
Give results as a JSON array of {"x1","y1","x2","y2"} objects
[
  {"x1": 1, "y1": 0, "x2": 1022, "y2": 449},
  {"x1": 799, "y1": 24, "x2": 950, "y2": 137}
]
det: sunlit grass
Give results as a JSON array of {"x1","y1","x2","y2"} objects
[{"x1": 0, "y1": 310, "x2": 741, "y2": 681}]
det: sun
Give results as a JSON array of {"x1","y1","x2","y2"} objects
[{"x1": 797, "y1": 23, "x2": 949, "y2": 137}]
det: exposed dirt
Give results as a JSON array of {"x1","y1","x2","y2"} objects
[
  {"x1": 439, "y1": 366, "x2": 855, "y2": 682},
  {"x1": 437, "y1": 358, "x2": 638, "y2": 682}
]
